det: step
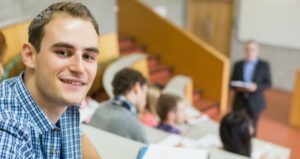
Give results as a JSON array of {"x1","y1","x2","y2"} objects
[
  {"x1": 118, "y1": 36, "x2": 136, "y2": 51},
  {"x1": 120, "y1": 45, "x2": 146, "y2": 55},
  {"x1": 147, "y1": 54, "x2": 161, "y2": 69},
  {"x1": 192, "y1": 89, "x2": 204, "y2": 103},
  {"x1": 193, "y1": 98, "x2": 219, "y2": 118},
  {"x1": 149, "y1": 66, "x2": 174, "y2": 86}
]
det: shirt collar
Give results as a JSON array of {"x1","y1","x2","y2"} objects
[
  {"x1": 112, "y1": 96, "x2": 137, "y2": 115},
  {"x1": 245, "y1": 58, "x2": 259, "y2": 65},
  {"x1": 15, "y1": 73, "x2": 57, "y2": 134}
]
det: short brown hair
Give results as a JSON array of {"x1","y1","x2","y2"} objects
[
  {"x1": 112, "y1": 68, "x2": 147, "y2": 96},
  {"x1": 156, "y1": 93, "x2": 181, "y2": 122},
  {"x1": 28, "y1": 2, "x2": 99, "y2": 52},
  {"x1": 0, "y1": 30, "x2": 7, "y2": 58}
]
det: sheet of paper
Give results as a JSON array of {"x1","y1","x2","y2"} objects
[
  {"x1": 186, "y1": 114, "x2": 209, "y2": 125},
  {"x1": 230, "y1": 81, "x2": 251, "y2": 88},
  {"x1": 142, "y1": 144, "x2": 208, "y2": 159},
  {"x1": 195, "y1": 134, "x2": 222, "y2": 149},
  {"x1": 158, "y1": 134, "x2": 198, "y2": 148}
]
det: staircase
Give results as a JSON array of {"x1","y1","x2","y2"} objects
[{"x1": 118, "y1": 36, "x2": 220, "y2": 119}]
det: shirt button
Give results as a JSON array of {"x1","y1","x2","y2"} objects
[
  {"x1": 53, "y1": 128, "x2": 60, "y2": 132},
  {"x1": 52, "y1": 148, "x2": 56, "y2": 154}
]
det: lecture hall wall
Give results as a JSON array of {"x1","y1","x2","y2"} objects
[{"x1": 0, "y1": 0, "x2": 299, "y2": 91}]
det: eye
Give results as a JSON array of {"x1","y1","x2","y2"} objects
[
  {"x1": 55, "y1": 50, "x2": 71, "y2": 57},
  {"x1": 83, "y1": 53, "x2": 96, "y2": 62}
]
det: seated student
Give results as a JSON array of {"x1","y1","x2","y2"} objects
[
  {"x1": 0, "y1": 30, "x2": 7, "y2": 80},
  {"x1": 90, "y1": 68, "x2": 149, "y2": 143},
  {"x1": 220, "y1": 111, "x2": 253, "y2": 157},
  {"x1": 139, "y1": 86, "x2": 160, "y2": 127},
  {"x1": 220, "y1": 111, "x2": 269, "y2": 159},
  {"x1": 156, "y1": 93, "x2": 186, "y2": 134}
]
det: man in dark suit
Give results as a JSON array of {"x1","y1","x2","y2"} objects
[{"x1": 231, "y1": 41, "x2": 272, "y2": 136}]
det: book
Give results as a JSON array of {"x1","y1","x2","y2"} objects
[
  {"x1": 137, "y1": 144, "x2": 209, "y2": 159},
  {"x1": 230, "y1": 81, "x2": 252, "y2": 89}
]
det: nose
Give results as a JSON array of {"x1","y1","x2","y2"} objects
[{"x1": 69, "y1": 53, "x2": 84, "y2": 74}]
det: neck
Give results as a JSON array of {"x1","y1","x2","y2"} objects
[
  {"x1": 246, "y1": 58, "x2": 258, "y2": 62},
  {"x1": 24, "y1": 72, "x2": 67, "y2": 124},
  {"x1": 124, "y1": 92, "x2": 136, "y2": 107},
  {"x1": 163, "y1": 119, "x2": 176, "y2": 126}
]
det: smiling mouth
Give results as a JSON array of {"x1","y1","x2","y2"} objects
[{"x1": 60, "y1": 79, "x2": 86, "y2": 86}]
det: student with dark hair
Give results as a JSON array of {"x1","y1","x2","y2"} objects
[
  {"x1": 156, "y1": 93, "x2": 186, "y2": 134},
  {"x1": 90, "y1": 68, "x2": 149, "y2": 143},
  {"x1": 220, "y1": 111, "x2": 254, "y2": 157},
  {"x1": 0, "y1": 2, "x2": 100, "y2": 158}
]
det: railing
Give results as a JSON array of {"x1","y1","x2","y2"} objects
[
  {"x1": 289, "y1": 69, "x2": 300, "y2": 128},
  {"x1": 118, "y1": 0, "x2": 230, "y2": 113}
]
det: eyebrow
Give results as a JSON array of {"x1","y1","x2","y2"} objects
[{"x1": 51, "y1": 42, "x2": 99, "y2": 54}]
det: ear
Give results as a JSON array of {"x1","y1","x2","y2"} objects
[
  {"x1": 132, "y1": 82, "x2": 141, "y2": 94},
  {"x1": 167, "y1": 111, "x2": 175, "y2": 121},
  {"x1": 22, "y1": 42, "x2": 37, "y2": 69}
]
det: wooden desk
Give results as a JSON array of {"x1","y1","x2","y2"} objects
[
  {"x1": 82, "y1": 125, "x2": 143, "y2": 159},
  {"x1": 145, "y1": 118, "x2": 291, "y2": 159}
]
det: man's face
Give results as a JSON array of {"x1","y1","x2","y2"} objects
[
  {"x1": 245, "y1": 42, "x2": 259, "y2": 62},
  {"x1": 135, "y1": 84, "x2": 148, "y2": 112},
  {"x1": 31, "y1": 14, "x2": 99, "y2": 106},
  {"x1": 175, "y1": 100, "x2": 186, "y2": 124}
]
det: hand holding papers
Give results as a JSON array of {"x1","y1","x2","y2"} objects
[
  {"x1": 230, "y1": 81, "x2": 257, "y2": 92},
  {"x1": 230, "y1": 81, "x2": 252, "y2": 88}
]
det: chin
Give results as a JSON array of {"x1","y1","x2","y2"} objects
[
  {"x1": 61, "y1": 91, "x2": 87, "y2": 106},
  {"x1": 63, "y1": 97, "x2": 84, "y2": 106}
]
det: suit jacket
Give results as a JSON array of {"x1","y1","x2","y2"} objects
[{"x1": 231, "y1": 59, "x2": 272, "y2": 112}]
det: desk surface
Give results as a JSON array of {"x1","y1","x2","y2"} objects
[
  {"x1": 146, "y1": 119, "x2": 291, "y2": 159},
  {"x1": 82, "y1": 124, "x2": 143, "y2": 159},
  {"x1": 82, "y1": 118, "x2": 290, "y2": 159},
  {"x1": 82, "y1": 124, "x2": 248, "y2": 159}
]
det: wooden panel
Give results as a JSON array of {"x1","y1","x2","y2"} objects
[
  {"x1": 131, "y1": 59, "x2": 149, "y2": 79},
  {"x1": 289, "y1": 70, "x2": 300, "y2": 128},
  {"x1": 188, "y1": 0, "x2": 233, "y2": 57},
  {"x1": 1, "y1": 21, "x2": 30, "y2": 65},
  {"x1": 118, "y1": 0, "x2": 230, "y2": 113},
  {"x1": 98, "y1": 33, "x2": 120, "y2": 63}
]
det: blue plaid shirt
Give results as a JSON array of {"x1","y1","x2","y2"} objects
[{"x1": 0, "y1": 73, "x2": 81, "y2": 159}]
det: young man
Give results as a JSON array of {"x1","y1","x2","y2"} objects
[
  {"x1": 90, "y1": 68, "x2": 149, "y2": 143},
  {"x1": 231, "y1": 40, "x2": 272, "y2": 136},
  {"x1": 0, "y1": 2, "x2": 99, "y2": 158},
  {"x1": 156, "y1": 93, "x2": 186, "y2": 135}
]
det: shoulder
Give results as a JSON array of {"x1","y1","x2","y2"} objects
[
  {"x1": 0, "y1": 111, "x2": 33, "y2": 158},
  {"x1": 258, "y1": 59, "x2": 269, "y2": 66},
  {"x1": 0, "y1": 76, "x2": 18, "y2": 98},
  {"x1": 0, "y1": 77, "x2": 20, "y2": 110},
  {"x1": 234, "y1": 60, "x2": 244, "y2": 66},
  {"x1": 0, "y1": 111, "x2": 31, "y2": 140}
]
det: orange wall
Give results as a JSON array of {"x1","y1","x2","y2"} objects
[{"x1": 118, "y1": 0, "x2": 230, "y2": 112}]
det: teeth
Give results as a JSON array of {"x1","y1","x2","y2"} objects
[{"x1": 61, "y1": 79, "x2": 83, "y2": 86}]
